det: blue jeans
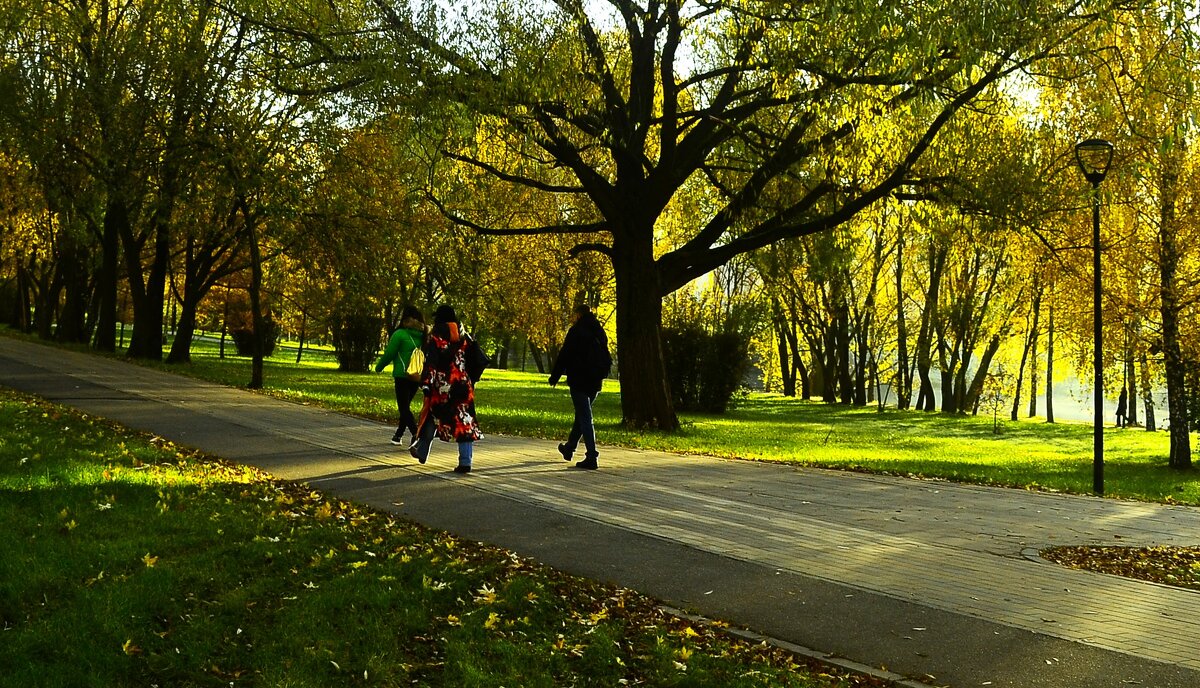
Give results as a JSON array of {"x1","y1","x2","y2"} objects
[
  {"x1": 414, "y1": 418, "x2": 473, "y2": 467},
  {"x1": 565, "y1": 386, "x2": 598, "y2": 460}
]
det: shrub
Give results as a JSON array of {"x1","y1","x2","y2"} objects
[
  {"x1": 231, "y1": 318, "x2": 277, "y2": 357},
  {"x1": 661, "y1": 323, "x2": 750, "y2": 414},
  {"x1": 331, "y1": 312, "x2": 383, "y2": 373}
]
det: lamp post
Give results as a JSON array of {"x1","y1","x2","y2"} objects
[{"x1": 1075, "y1": 138, "x2": 1114, "y2": 496}]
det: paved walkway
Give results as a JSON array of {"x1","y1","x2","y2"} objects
[{"x1": 3, "y1": 337, "x2": 1200, "y2": 687}]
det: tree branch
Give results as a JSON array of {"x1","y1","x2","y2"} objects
[
  {"x1": 443, "y1": 151, "x2": 587, "y2": 193},
  {"x1": 568, "y1": 241, "x2": 613, "y2": 258},
  {"x1": 426, "y1": 190, "x2": 607, "y2": 237}
]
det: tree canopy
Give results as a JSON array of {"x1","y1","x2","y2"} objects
[{"x1": 2, "y1": 0, "x2": 1198, "y2": 467}]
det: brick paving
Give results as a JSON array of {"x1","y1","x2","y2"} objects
[{"x1": 4, "y1": 336, "x2": 1200, "y2": 684}]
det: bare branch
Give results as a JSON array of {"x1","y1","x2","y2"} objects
[
  {"x1": 443, "y1": 151, "x2": 587, "y2": 194},
  {"x1": 568, "y1": 241, "x2": 613, "y2": 258},
  {"x1": 426, "y1": 190, "x2": 606, "y2": 237}
]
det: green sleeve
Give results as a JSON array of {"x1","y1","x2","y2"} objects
[{"x1": 375, "y1": 330, "x2": 404, "y2": 373}]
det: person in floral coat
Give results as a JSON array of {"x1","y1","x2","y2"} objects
[{"x1": 409, "y1": 305, "x2": 484, "y2": 473}]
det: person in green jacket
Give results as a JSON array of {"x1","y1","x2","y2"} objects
[{"x1": 375, "y1": 306, "x2": 426, "y2": 447}]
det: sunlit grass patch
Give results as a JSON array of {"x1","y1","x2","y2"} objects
[
  {"x1": 0, "y1": 388, "x2": 886, "y2": 687},
  {"x1": 125, "y1": 334, "x2": 1199, "y2": 504}
]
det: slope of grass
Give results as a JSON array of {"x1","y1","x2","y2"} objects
[{"x1": 0, "y1": 388, "x2": 885, "y2": 687}]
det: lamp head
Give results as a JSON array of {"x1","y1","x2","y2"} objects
[{"x1": 1075, "y1": 138, "x2": 1114, "y2": 185}]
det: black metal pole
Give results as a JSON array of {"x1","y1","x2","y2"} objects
[{"x1": 1092, "y1": 181, "x2": 1104, "y2": 496}]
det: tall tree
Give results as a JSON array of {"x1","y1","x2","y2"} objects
[
  {"x1": 264, "y1": 0, "x2": 1120, "y2": 429},
  {"x1": 1047, "y1": 3, "x2": 1200, "y2": 466}
]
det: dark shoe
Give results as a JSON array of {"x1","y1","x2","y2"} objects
[
  {"x1": 410, "y1": 445, "x2": 426, "y2": 465},
  {"x1": 574, "y1": 458, "x2": 598, "y2": 470},
  {"x1": 453, "y1": 465, "x2": 471, "y2": 474},
  {"x1": 390, "y1": 432, "x2": 406, "y2": 446},
  {"x1": 558, "y1": 443, "x2": 572, "y2": 461}
]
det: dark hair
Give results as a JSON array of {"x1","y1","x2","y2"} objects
[
  {"x1": 573, "y1": 304, "x2": 592, "y2": 316},
  {"x1": 434, "y1": 304, "x2": 458, "y2": 324},
  {"x1": 400, "y1": 305, "x2": 424, "y2": 324}
]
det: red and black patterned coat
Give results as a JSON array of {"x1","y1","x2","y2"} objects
[{"x1": 418, "y1": 321, "x2": 483, "y2": 443}]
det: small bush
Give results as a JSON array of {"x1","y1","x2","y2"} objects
[
  {"x1": 661, "y1": 323, "x2": 750, "y2": 414},
  {"x1": 331, "y1": 312, "x2": 383, "y2": 373},
  {"x1": 231, "y1": 318, "x2": 277, "y2": 357}
]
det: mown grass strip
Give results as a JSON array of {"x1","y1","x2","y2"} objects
[
  {"x1": 0, "y1": 388, "x2": 888, "y2": 687},
  {"x1": 135, "y1": 339, "x2": 1199, "y2": 506}
]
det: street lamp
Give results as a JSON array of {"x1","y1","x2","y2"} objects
[{"x1": 1075, "y1": 138, "x2": 1114, "y2": 496}]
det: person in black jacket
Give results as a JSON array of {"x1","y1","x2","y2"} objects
[{"x1": 549, "y1": 304, "x2": 611, "y2": 470}]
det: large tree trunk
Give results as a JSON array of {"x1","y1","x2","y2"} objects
[
  {"x1": 1158, "y1": 157, "x2": 1191, "y2": 468},
  {"x1": 836, "y1": 295, "x2": 852, "y2": 405},
  {"x1": 32, "y1": 260, "x2": 58, "y2": 340},
  {"x1": 498, "y1": 335, "x2": 512, "y2": 369},
  {"x1": 295, "y1": 309, "x2": 308, "y2": 364},
  {"x1": 822, "y1": 324, "x2": 839, "y2": 403},
  {"x1": 167, "y1": 299, "x2": 199, "y2": 365},
  {"x1": 165, "y1": 249, "x2": 213, "y2": 365},
  {"x1": 1028, "y1": 284, "x2": 1042, "y2": 418},
  {"x1": 938, "y1": 331, "x2": 962, "y2": 414},
  {"x1": 125, "y1": 220, "x2": 170, "y2": 360},
  {"x1": 166, "y1": 256, "x2": 204, "y2": 364},
  {"x1": 14, "y1": 263, "x2": 32, "y2": 332},
  {"x1": 916, "y1": 348, "x2": 935, "y2": 411},
  {"x1": 1045, "y1": 301, "x2": 1055, "y2": 424},
  {"x1": 612, "y1": 232, "x2": 678, "y2": 430},
  {"x1": 528, "y1": 341, "x2": 546, "y2": 373},
  {"x1": 55, "y1": 234, "x2": 91, "y2": 344},
  {"x1": 245, "y1": 206, "x2": 266, "y2": 390},
  {"x1": 1012, "y1": 286, "x2": 1040, "y2": 421},
  {"x1": 796, "y1": 352, "x2": 811, "y2": 400},
  {"x1": 853, "y1": 284, "x2": 876, "y2": 407},
  {"x1": 1140, "y1": 351, "x2": 1156, "y2": 432},
  {"x1": 92, "y1": 198, "x2": 124, "y2": 353},
  {"x1": 1011, "y1": 329, "x2": 1030, "y2": 421},
  {"x1": 1125, "y1": 326, "x2": 1138, "y2": 427},
  {"x1": 853, "y1": 339, "x2": 869, "y2": 406},
  {"x1": 773, "y1": 302, "x2": 797, "y2": 396},
  {"x1": 894, "y1": 231, "x2": 912, "y2": 409},
  {"x1": 916, "y1": 244, "x2": 946, "y2": 412},
  {"x1": 964, "y1": 334, "x2": 1002, "y2": 413},
  {"x1": 940, "y1": 365, "x2": 958, "y2": 414}
]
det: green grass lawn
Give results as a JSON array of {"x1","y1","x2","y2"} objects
[
  {"x1": 0, "y1": 388, "x2": 885, "y2": 687},
  {"x1": 143, "y1": 340, "x2": 1200, "y2": 506}
]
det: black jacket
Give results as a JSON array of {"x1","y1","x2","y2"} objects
[{"x1": 549, "y1": 312, "x2": 610, "y2": 392}]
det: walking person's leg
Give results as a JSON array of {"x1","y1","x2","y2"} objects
[
  {"x1": 455, "y1": 440, "x2": 473, "y2": 473},
  {"x1": 410, "y1": 405, "x2": 435, "y2": 464},
  {"x1": 560, "y1": 391, "x2": 584, "y2": 461},
  {"x1": 397, "y1": 379, "x2": 419, "y2": 442},
  {"x1": 391, "y1": 378, "x2": 408, "y2": 444},
  {"x1": 571, "y1": 386, "x2": 598, "y2": 469}
]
